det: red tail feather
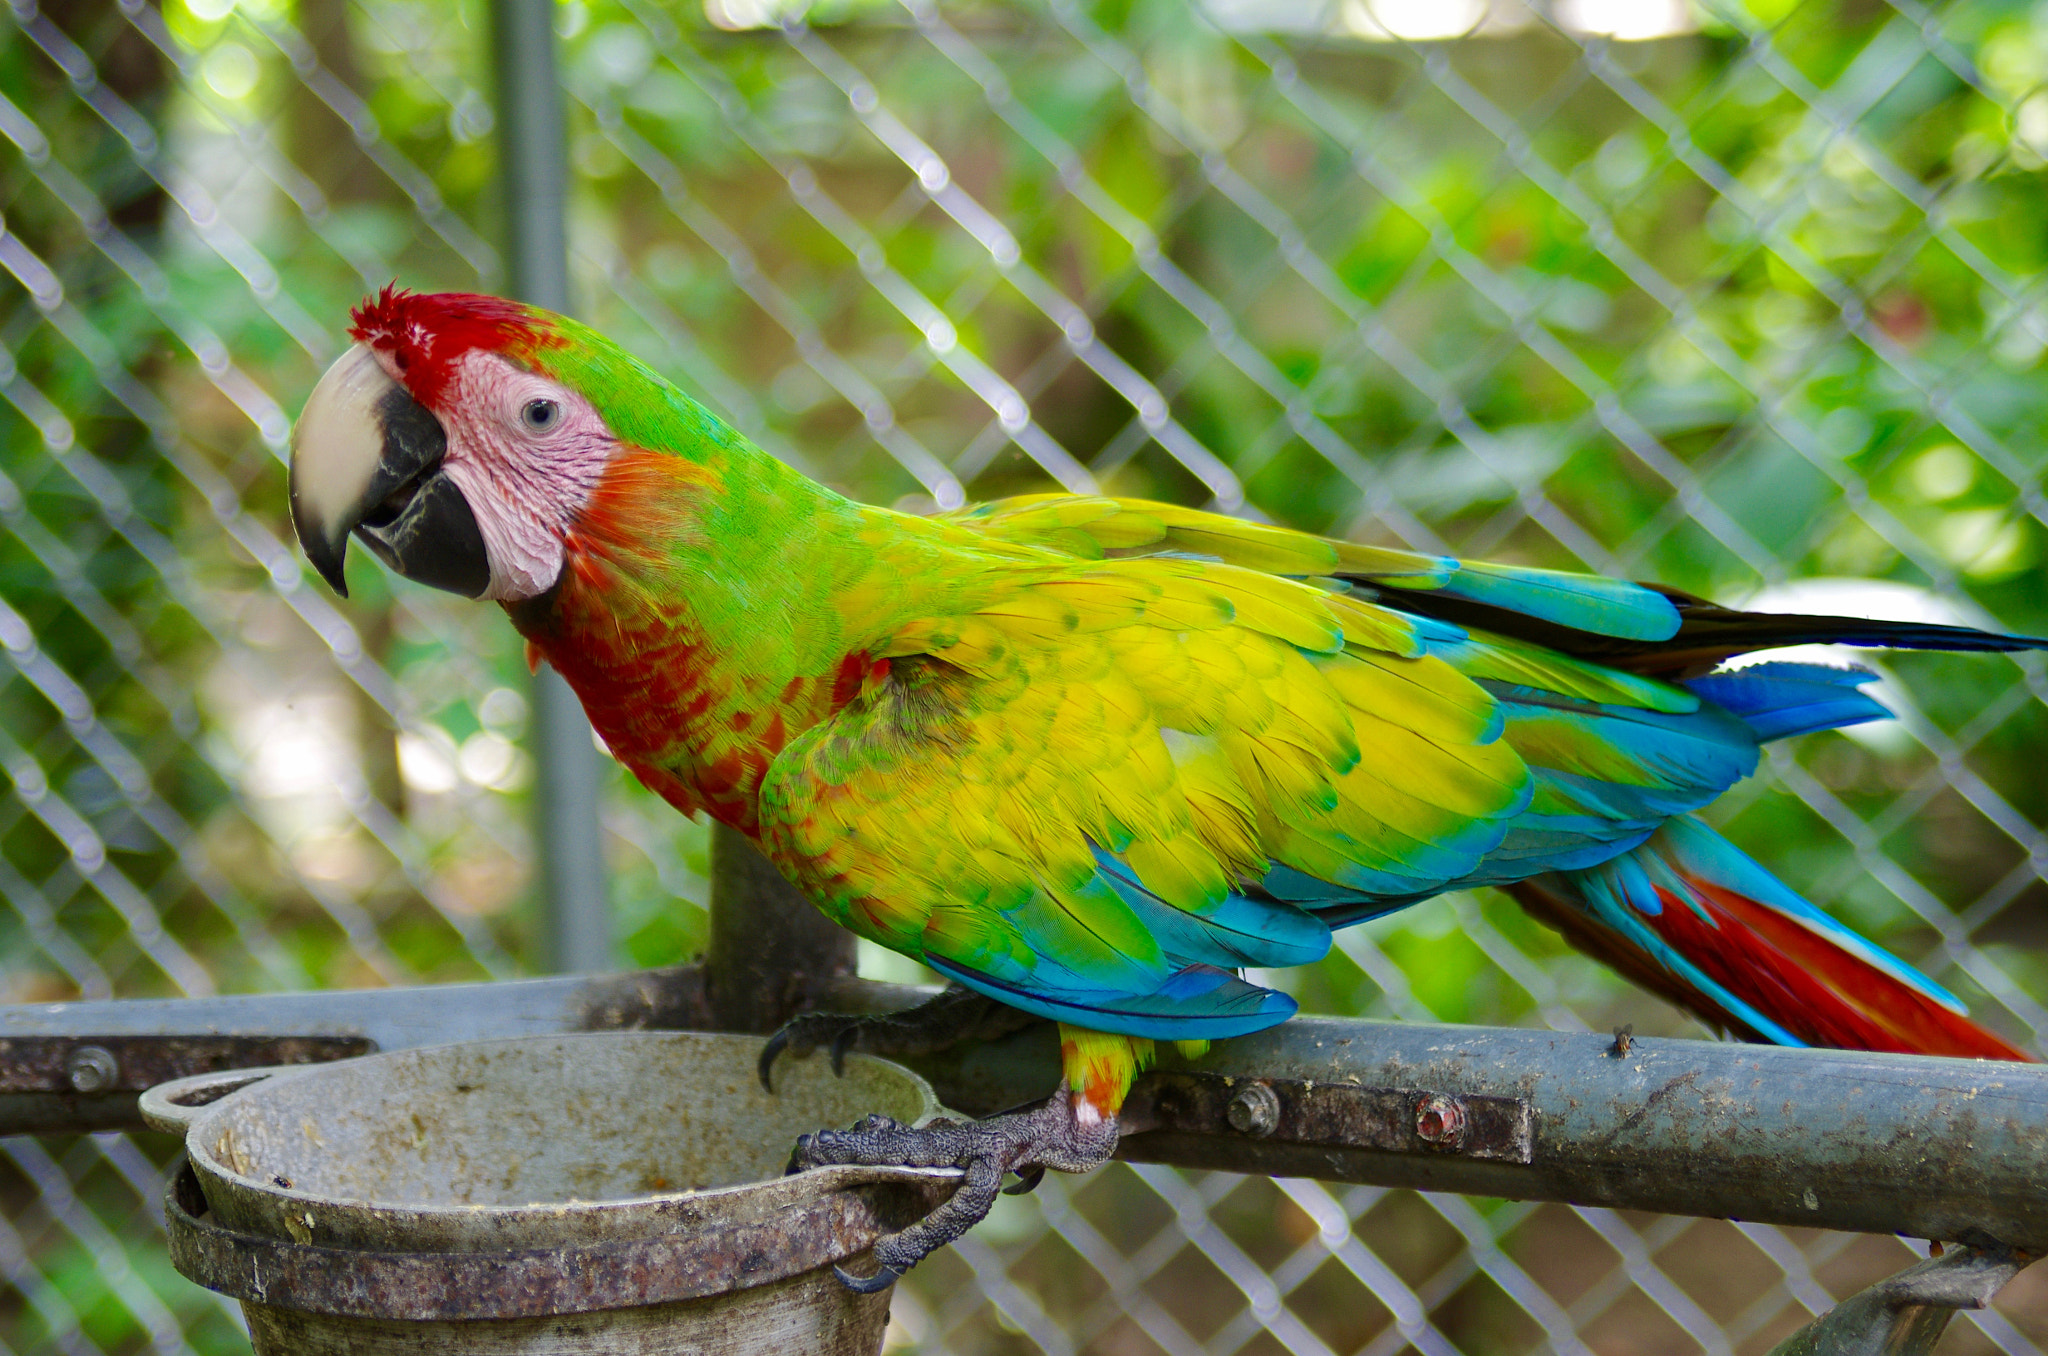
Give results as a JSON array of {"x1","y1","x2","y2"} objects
[
  {"x1": 1645, "y1": 874, "x2": 2033, "y2": 1061},
  {"x1": 1509, "y1": 872, "x2": 2032, "y2": 1062}
]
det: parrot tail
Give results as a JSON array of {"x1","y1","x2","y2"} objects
[
  {"x1": 1506, "y1": 814, "x2": 2033, "y2": 1061},
  {"x1": 1375, "y1": 581, "x2": 2048, "y2": 678}
]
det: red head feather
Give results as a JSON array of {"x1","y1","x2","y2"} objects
[{"x1": 348, "y1": 286, "x2": 561, "y2": 407}]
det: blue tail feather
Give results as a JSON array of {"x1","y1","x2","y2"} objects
[{"x1": 1684, "y1": 662, "x2": 1890, "y2": 743}]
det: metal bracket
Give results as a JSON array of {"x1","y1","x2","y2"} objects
[
  {"x1": 1126, "y1": 1072, "x2": 1534, "y2": 1164},
  {"x1": 1768, "y1": 1240, "x2": 2038, "y2": 1356}
]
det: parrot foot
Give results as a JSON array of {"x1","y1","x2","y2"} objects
[
  {"x1": 791, "y1": 1087, "x2": 1117, "y2": 1288},
  {"x1": 756, "y1": 984, "x2": 1040, "y2": 1092}
]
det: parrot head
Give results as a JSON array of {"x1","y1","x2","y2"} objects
[{"x1": 287, "y1": 287, "x2": 621, "y2": 602}]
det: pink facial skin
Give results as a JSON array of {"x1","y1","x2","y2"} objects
[{"x1": 367, "y1": 346, "x2": 616, "y2": 602}]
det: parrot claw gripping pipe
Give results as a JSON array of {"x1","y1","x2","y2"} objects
[
  {"x1": 789, "y1": 1092, "x2": 1117, "y2": 1292},
  {"x1": 289, "y1": 289, "x2": 2046, "y2": 1287}
]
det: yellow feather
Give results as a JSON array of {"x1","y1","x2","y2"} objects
[
  {"x1": 1121, "y1": 830, "x2": 1231, "y2": 912},
  {"x1": 1448, "y1": 629, "x2": 1699, "y2": 713},
  {"x1": 1161, "y1": 729, "x2": 1266, "y2": 875},
  {"x1": 974, "y1": 495, "x2": 1168, "y2": 547},
  {"x1": 1260, "y1": 646, "x2": 1360, "y2": 769},
  {"x1": 1319, "y1": 651, "x2": 1498, "y2": 746},
  {"x1": 1315, "y1": 588, "x2": 1428, "y2": 658},
  {"x1": 1161, "y1": 521, "x2": 1342, "y2": 576},
  {"x1": 1203, "y1": 570, "x2": 1345, "y2": 654},
  {"x1": 1142, "y1": 574, "x2": 1239, "y2": 631},
  {"x1": 979, "y1": 589, "x2": 1082, "y2": 640},
  {"x1": 1347, "y1": 710, "x2": 1528, "y2": 818},
  {"x1": 911, "y1": 616, "x2": 1011, "y2": 671},
  {"x1": 1228, "y1": 727, "x2": 1341, "y2": 818},
  {"x1": 1075, "y1": 507, "x2": 1170, "y2": 549},
  {"x1": 1032, "y1": 574, "x2": 1158, "y2": 631},
  {"x1": 1329, "y1": 538, "x2": 1453, "y2": 582},
  {"x1": 1188, "y1": 642, "x2": 1276, "y2": 732}
]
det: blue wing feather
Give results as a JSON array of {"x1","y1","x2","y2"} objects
[
  {"x1": 926, "y1": 954, "x2": 1298, "y2": 1039},
  {"x1": 1373, "y1": 561, "x2": 1683, "y2": 642}
]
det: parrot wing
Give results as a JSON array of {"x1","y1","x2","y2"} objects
[
  {"x1": 757, "y1": 555, "x2": 1535, "y2": 1039},
  {"x1": 942, "y1": 494, "x2": 1684, "y2": 644},
  {"x1": 943, "y1": 495, "x2": 2048, "y2": 674},
  {"x1": 756, "y1": 551, "x2": 1870, "y2": 1043},
  {"x1": 764, "y1": 502, "x2": 2031, "y2": 1057}
]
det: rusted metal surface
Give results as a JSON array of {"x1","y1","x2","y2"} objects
[
  {"x1": 163, "y1": 1160, "x2": 947, "y2": 1320},
  {"x1": 149, "y1": 1030, "x2": 955, "y2": 1353},
  {"x1": 572, "y1": 964, "x2": 713, "y2": 1033},
  {"x1": 0, "y1": 1034, "x2": 371, "y2": 1094},
  {"x1": 1766, "y1": 1241, "x2": 2038, "y2": 1356},
  {"x1": 1126, "y1": 1073, "x2": 1533, "y2": 1164},
  {"x1": 236, "y1": 1272, "x2": 894, "y2": 1356},
  {"x1": 147, "y1": 1032, "x2": 952, "y2": 1253},
  {"x1": 0, "y1": 968, "x2": 713, "y2": 1134},
  {"x1": 1126, "y1": 1018, "x2": 2048, "y2": 1252},
  {"x1": 705, "y1": 825, "x2": 856, "y2": 1035},
  {"x1": 0, "y1": 1034, "x2": 374, "y2": 1131}
]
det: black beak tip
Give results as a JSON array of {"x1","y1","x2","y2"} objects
[
  {"x1": 314, "y1": 553, "x2": 350, "y2": 598},
  {"x1": 289, "y1": 498, "x2": 352, "y2": 598}
]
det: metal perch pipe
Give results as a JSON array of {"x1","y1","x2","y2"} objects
[{"x1": 3, "y1": 968, "x2": 2045, "y2": 1252}]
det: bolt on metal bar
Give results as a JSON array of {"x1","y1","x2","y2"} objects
[{"x1": 488, "y1": 0, "x2": 611, "y2": 973}]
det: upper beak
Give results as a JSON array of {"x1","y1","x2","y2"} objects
[{"x1": 287, "y1": 344, "x2": 490, "y2": 600}]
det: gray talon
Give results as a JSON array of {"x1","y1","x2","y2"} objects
[
  {"x1": 757, "y1": 986, "x2": 1042, "y2": 1097},
  {"x1": 833, "y1": 1262, "x2": 901, "y2": 1294},
  {"x1": 1002, "y1": 1165, "x2": 1046, "y2": 1196},
  {"x1": 756, "y1": 1029, "x2": 792, "y2": 1093},
  {"x1": 830, "y1": 1025, "x2": 860, "y2": 1076}
]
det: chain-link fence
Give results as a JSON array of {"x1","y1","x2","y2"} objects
[{"x1": 6, "y1": 0, "x2": 2048, "y2": 1350}]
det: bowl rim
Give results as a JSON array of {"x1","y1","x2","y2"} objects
[{"x1": 142, "y1": 1029, "x2": 955, "y2": 1224}]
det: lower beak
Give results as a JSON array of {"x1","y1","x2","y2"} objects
[{"x1": 288, "y1": 344, "x2": 490, "y2": 599}]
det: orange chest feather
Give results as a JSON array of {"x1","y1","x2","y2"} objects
[{"x1": 515, "y1": 554, "x2": 876, "y2": 836}]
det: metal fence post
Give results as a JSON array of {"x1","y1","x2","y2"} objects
[
  {"x1": 489, "y1": 0, "x2": 612, "y2": 973},
  {"x1": 705, "y1": 824, "x2": 856, "y2": 1034}
]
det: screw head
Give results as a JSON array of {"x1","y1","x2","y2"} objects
[
  {"x1": 66, "y1": 1046, "x2": 118, "y2": 1095},
  {"x1": 1414, "y1": 1092, "x2": 1466, "y2": 1148},
  {"x1": 1225, "y1": 1082, "x2": 1281, "y2": 1137}
]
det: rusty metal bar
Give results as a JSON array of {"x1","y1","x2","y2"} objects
[
  {"x1": 4, "y1": 972, "x2": 2046, "y2": 1253},
  {"x1": 1139, "y1": 1021, "x2": 2048, "y2": 1252},
  {"x1": 845, "y1": 999, "x2": 2048, "y2": 1253},
  {"x1": 0, "y1": 967, "x2": 708, "y2": 1132}
]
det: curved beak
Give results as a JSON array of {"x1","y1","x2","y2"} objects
[{"x1": 287, "y1": 344, "x2": 490, "y2": 599}]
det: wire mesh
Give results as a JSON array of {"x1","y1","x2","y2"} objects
[{"x1": 3, "y1": 0, "x2": 2048, "y2": 1350}]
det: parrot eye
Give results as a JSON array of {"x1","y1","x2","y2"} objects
[{"x1": 521, "y1": 398, "x2": 560, "y2": 431}]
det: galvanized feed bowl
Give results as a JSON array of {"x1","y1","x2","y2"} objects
[{"x1": 142, "y1": 1031, "x2": 958, "y2": 1356}]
